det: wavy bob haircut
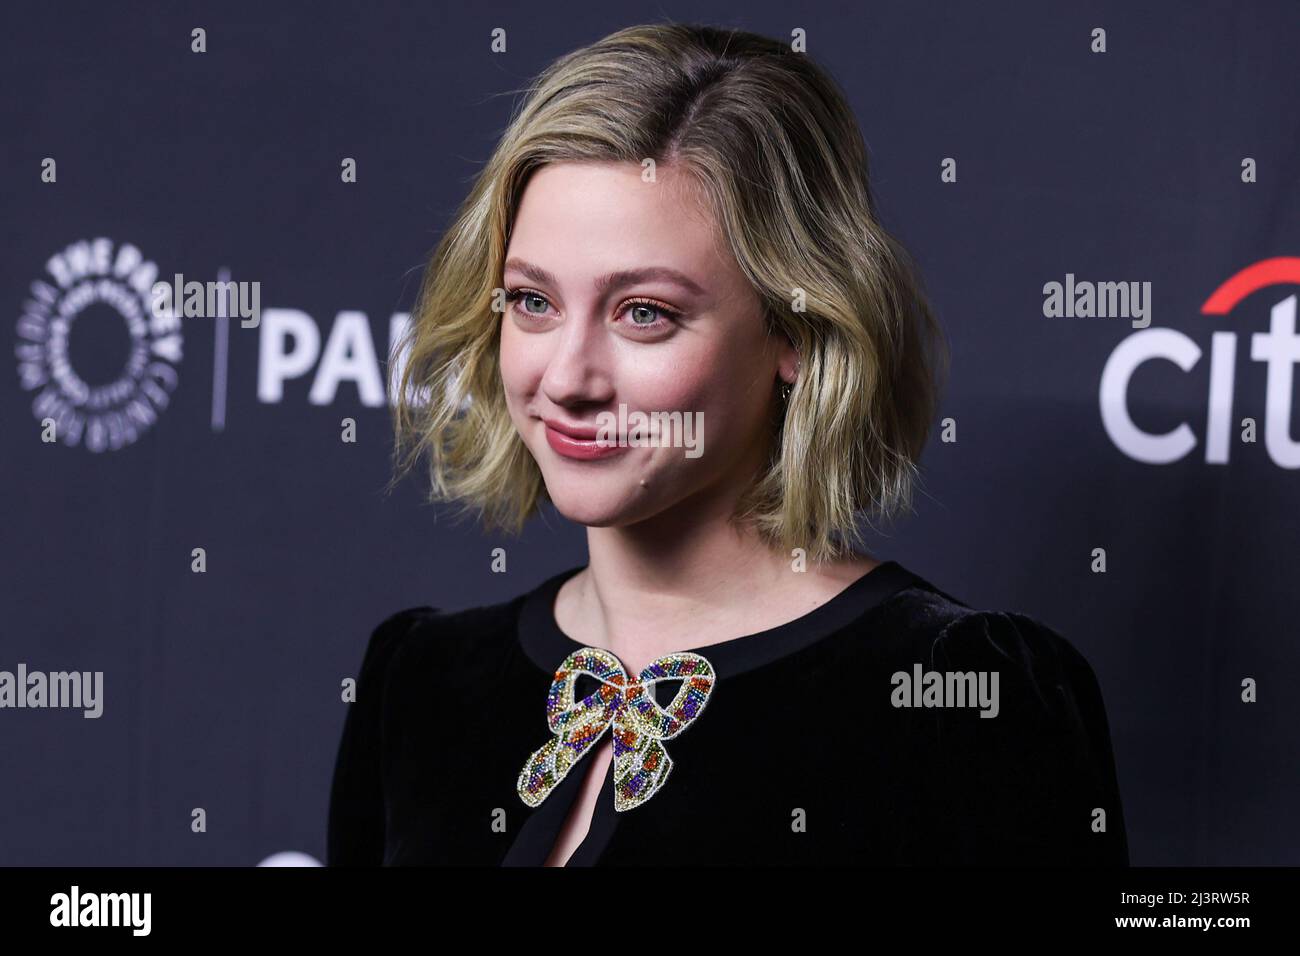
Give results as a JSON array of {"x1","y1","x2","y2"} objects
[{"x1": 391, "y1": 21, "x2": 948, "y2": 563}]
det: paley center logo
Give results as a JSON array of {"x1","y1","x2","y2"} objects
[
  {"x1": 15, "y1": 238, "x2": 183, "y2": 452},
  {"x1": 14, "y1": 237, "x2": 419, "y2": 453},
  {"x1": 1100, "y1": 257, "x2": 1300, "y2": 468}
]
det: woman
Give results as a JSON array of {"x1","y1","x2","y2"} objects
[{"x1": 327, "y1": 22, "x2": 1128, "y2": 866}]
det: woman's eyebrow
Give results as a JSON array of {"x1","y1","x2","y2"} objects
[{"x1": 503, "y1": 258, "x2": 707, "y2": 297}]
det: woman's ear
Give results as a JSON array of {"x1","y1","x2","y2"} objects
[{"x1": 776, "y1": 338, "x2": 802, "y2": 387}]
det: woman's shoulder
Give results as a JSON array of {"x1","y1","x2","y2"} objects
[
  {"x1": 875, "y1": 572, "x2": 1106, "y2": 697},
  {"x1": 357, "y1": 592, "x2": 525, "y2": 668},
  {"x1": 872, "y1": 572, "x2": 1129, "y2": 864},
  {"x1": 869, "y1": 573, "x2": 1121, "y2": 779}
]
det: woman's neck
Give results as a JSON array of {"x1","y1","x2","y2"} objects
[{"x1": 555, "y1": 526, "x2": 880, "y2": 676}]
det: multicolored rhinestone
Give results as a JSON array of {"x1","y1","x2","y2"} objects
[{"x1": 516, "y1": 647, "x2": 715, "y2": 812}]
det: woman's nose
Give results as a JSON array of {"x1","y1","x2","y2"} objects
[{"x1": 539, "y1": 314, "x2": 615, "y2": 405}]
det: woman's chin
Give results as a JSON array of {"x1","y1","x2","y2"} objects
[{"x1": 546, "y1": 488, "x2": 656, "y2": 529}]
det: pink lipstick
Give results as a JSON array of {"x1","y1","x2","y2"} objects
[{"x1": 542, "y1": 418, "x2": 629, "y2": 461}]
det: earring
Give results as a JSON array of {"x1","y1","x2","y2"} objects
[{"x1": 781, "y1": 359, "x2": 800, "y2": 402}]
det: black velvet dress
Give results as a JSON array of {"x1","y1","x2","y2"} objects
[{"x1": 326, "y1": 560, "x2": 1129, "y2": 866}]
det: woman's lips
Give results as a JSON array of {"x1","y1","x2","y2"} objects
[{"x1": 543, "y1": 423, "x2": 630, "y2": 460}]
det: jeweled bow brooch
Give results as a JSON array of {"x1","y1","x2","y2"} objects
[{"x1": 516, "y1": 647, "x2": 715, "y2": 812}]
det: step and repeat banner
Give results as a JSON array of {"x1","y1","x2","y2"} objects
[{"x1": 2, "y1": 2, "x2": 1297, "y2": 866}]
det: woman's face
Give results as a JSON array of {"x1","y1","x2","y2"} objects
[{"x1": 499, "y1": 160, "x2": 797, "y2": 531}]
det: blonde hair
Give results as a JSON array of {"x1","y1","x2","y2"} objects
[{"x1": 391, "y1": 22, "x2": 948, "y2": 562}]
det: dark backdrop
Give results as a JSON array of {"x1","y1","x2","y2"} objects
[{"x1": 2, "y1": 0, "x2": 1297, "y2": 865}]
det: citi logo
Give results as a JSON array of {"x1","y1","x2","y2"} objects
[{"x1": 1100, "y1": 257, "x2": 1300, "y2": 468}]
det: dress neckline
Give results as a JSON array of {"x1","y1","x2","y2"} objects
[{"x1": 516, "y1": 559, "x2": 922, "y2": 679}]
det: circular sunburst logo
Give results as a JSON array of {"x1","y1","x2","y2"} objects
[{"x1": 15, "y1": 238, "x2": 183, "y2": 452}]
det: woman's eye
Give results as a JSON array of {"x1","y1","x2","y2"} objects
[
  {"x1": 627, "y1": 304, "x2": 660, "y2": 326},
  {"x1": 505, "y1": 290, "x2": 554, "y2": 321},
  {"x1": 621, "y1": 300, "x2": 679, "y2": 331},
  {"x1": 520, "y1": 293, "x2": 549, "y2": 315},
  {"x1": 506, "y1": 289, "x2": 679, "y2": 332}
]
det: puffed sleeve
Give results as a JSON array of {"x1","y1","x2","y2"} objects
[
  {"x1": 326, "y1": 608, "x2": 434, "y2": 867},
  {"x1": 925, "y1": 610, "x2": 1129, "y2": 865}
]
